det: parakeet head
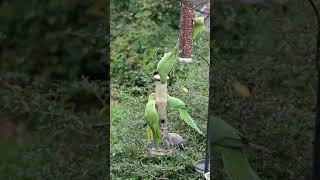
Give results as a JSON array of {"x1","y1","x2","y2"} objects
[
  {"x1": 148, "y1": 93, "x2": 156, "y2": 101},
  {"x1": 194, "y1": 17, "x2": 204, "y2": 25}
]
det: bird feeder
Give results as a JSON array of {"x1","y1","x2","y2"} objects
[
  {"x1": 178, "y1": 0, "x2": 194, "y2": 63},
  {"x1": 145, "y1": 1, "x2": 208, "y2": 169},
  {"x1": 146, "y1": 74, "x2": 173, "y2": 156},
  {"x1": 154, "y1": 74, "x2": 169, "y2": 139}
]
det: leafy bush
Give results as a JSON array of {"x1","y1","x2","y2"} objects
[
  {"x1": 110, "y1": 0, "x2": 181, "y2": 87},
  {"x1": 0, "y1": 0, "x2": 106, "y2": 81},
  {"x1": 0, "y1": 0, "x2": 107, "y2": 179}
]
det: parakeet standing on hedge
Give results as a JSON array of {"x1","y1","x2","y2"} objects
[
  {"x1": 144, "y1": 93, "x2": 161, "y2": 148},
  {"x1": 167, "y1": 94, "x2": 204, "y2": 136},
  {"x1": 157, "y1": 49, "x2": 178, "y2": 84},
  {"x1": 192, "y1": 17, "x2": 205, "y2": 41},
  {"x1": 213, "y1": 117, "x2": 261, "y2": 180}
]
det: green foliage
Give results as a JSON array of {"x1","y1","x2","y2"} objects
[
  {"x1": 0, "y1": 1, "x2": 107, "y2": 177},
  {"x1": 110, "y1": 0, "x2": 180, "y2": 87},
  {"x1": 0, "y1": 0, "x2": 106, "y2": 81},
  {"x1": 111, "y1": 32, "x2": 210, "y2": 177},
  {"x1": 0, "y1": 73, "x2": 107, "y2": 178}
]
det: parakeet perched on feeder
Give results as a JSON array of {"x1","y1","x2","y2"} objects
[
  {"x1": 157, "y1": 49, "x2": 178, "y2": 84},
  {"x1": 212, "y1": 117, "x2": 261, "y2": 180},
  {"x1": 144, "y1": 93, "x2": 162, "y2": 148},
  {"x1": 192, "y1": 17, "x2": 205, "y2": 41},
  {"x1": 167, "y1": 94, "x2": 204, "y2": 136}
]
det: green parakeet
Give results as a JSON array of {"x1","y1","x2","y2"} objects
[
  {"x1": 192, "y1": 17, "x2": 205, "y2": 41},
  {"x1": 144, "y1": 93, "x2": 162, "y2": 148},
  {"x1": 157, "y1": 49, "x2": 178, "y2": 84},
  {"x1": 167, "y1": 94, "x2": 204, "y2": 136},
  {"x1": 213, "y1": 117, "x2": 261, "y2": 180}
]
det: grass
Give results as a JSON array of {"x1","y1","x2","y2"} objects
[{"x1": 0, "y1": 77, "x2": 107, "y2": 179}]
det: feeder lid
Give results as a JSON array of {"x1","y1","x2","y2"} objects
[
  {"x1": 153, "y1": 74, "x2": 169, "y2": 81},
  {"x1": 178, "y1": 56, "x2": 193, "y2": 63}
]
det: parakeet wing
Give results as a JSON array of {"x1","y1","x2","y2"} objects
[
  {"x1": 212, "y1": 117, "x2": 242, "y2": 144},
  {"x1": 215, "y1": 137, "x2": 244, "y2": 148},
  {"x1": 221, "y1": 147, "x2": 261, "y2": 180},
  {"x1": 179, "y1": 109, "x2": 204, "y2": 136},
  {"x1": 157, "y1": 49, "x2": 178, "y2": 84},
  {"x1": 192, "y1": 23, "x2": 205, "y2": 41},
  {"x1": 144, "y1": 98, "x2": 161, "y2": 148},
  {"x1": 167, "y1": 95, "x2": 187, "y2": 110}
]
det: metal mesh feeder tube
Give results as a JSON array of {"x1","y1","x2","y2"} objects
[{"x1": 178, "y1": 0, "x2": 193, "y2": 63}]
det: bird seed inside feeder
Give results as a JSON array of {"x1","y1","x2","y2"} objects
[{"x1": 179, "y1": 1, "x2": 193, "y2": 59}]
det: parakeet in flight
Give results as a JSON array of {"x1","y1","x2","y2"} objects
[
  {"x1": 144, "y1": 93, "x2": 162, "y2": 148},
  {"x1": 192, "y1": 17, "x2": 205, "y2": 41},
  {"x1": 212, "y1": 117, "x2": 261, "y2": 180},
  {"x1": 167, "y1": 94, "x2": 204, "y2": 136},
  {"x1": 157, "y1": 49, "x2": 178, "y2": 84}
]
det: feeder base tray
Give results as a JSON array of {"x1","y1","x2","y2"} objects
[{"x1": 146, "y1": 143, "x2": 173, "y2": 156}]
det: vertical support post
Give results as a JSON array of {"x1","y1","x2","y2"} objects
[
  {"x1": 307, "y1": 1, "x2": 320, "y2": 179},
  {"x1": 178, "y1": 0, "x2": 193, "y2": 63},
  {"x1": 154, "y1": 75, "x2": 169, "y2": 139}
]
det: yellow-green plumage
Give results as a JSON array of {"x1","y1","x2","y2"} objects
[
  {"x1": 144, "y1": 93, "x2": 161, "y2": 148},
  {"x1": 212, "y1": 117, "x2": 244, "y2": 148},
  {"x1": 157, "y1": 49, "x2": 178, "y2": 84},
  {"x1": 192, "y1": 17, "x2": 205, "y2": 41},
  {"x1": 167, "y1": 95, "x2": 186, "y2": 109},
  {"x1": 213, "y1": 117, "x2": 261, "y2": 180},
  {"x1": 167, "y1": 95, "x2": 204, "y2": 136}
]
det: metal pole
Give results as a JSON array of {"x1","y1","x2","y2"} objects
[
  {"x1": 308, "y1": 0, "x2": 320, "y2": 179},
  {"x1": 205, "y1": 24, "x2": 215, "y2": 174}
]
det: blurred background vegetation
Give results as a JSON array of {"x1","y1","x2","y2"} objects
[
  {"x1": 0, "y1": 0, "x2": 107, "y2": 179},
  {"x1": 212, "y1": 1, "x2": 319, "y2": 179}
]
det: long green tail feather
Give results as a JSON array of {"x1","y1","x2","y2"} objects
[
  {"x1": 221, "y1": 147, "x2": 261, "y2": 180},
  {"x1": 178, "y1": 109, "x2": 204, "y2": 136}
]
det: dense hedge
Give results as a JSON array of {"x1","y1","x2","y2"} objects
[
  {"x1": 0, "y1": 0, "x2": 108, "y2": 179},
  {"x1": 0, "y1": 0, "x2": 106, "y2": 80}
]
